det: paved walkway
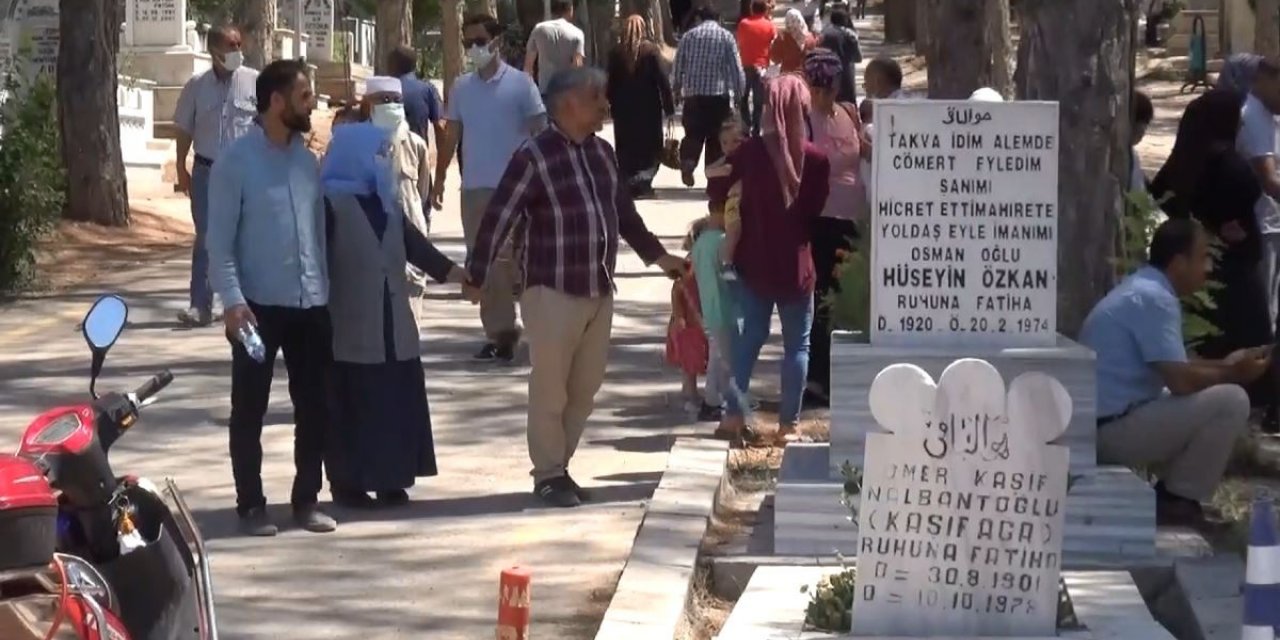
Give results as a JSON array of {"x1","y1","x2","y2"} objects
[{"x1": 0, "y1": 122, "x2": 790, "y2": 637}]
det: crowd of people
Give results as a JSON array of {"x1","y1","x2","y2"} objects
[{"x1": 169, "y1": 2, "x2": 1280, "y2": 533}]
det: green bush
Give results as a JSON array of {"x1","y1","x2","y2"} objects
[{"x1": 0, "y1": 70, "x2": 65, "y2": 295}]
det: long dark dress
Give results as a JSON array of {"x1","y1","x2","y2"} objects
[
  {"x1": 606, "y1": 42, "x2": 674, "y2": 192},
  {"x1": 1180, "y1": 154, "x2": 1271, "y2": 362},
  {"x1": 326, "y1": 194, "x2": 455, "y2": 492}
]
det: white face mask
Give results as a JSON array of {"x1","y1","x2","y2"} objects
[
  {"x1": 371, "y1": 102, "x2": 406, "y2": 131},
  {"x1": 466, "y1": 44, "x2": 494, "y2": 70},
  {"x1": 221, "y1": 50, "x2": 244, "y2": 72}
]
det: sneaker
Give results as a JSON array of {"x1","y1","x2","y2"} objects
[
  {"x1": 474, "y1": 343, "x2": 499, "y2": 361},
  {"x1": 237, "y1": 507, "x2": 278, "y2": 537},
  {"x1": 564, "y1": 473, "x2": 592, "y2": 502},
  {"x1": 292, "y1": 504, "x2": 337, "y2": 533},
  {"x1": 697, "y1": 403, "x2": 723, "y2": 422},
  {"x1": 534, "y1": 476, "x2": 581, "y2": 508},
  {"x1": 177, "y1": 307, "x2": 213, "y2": 327},
  {"x1": 376, "y1": 489, "x2": 411, "y2": 506},
  {"x1": 494, "y1": 343, "x2": 516, "y2": 364},
  {"x1": 1154, "y1": 483, "x2": 1206, "y2": 527}
]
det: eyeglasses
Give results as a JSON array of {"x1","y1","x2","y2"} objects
[{"x1": 463, "y1": 37, "x2": 491, "y2": 48}]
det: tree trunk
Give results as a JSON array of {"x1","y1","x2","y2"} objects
[
  {"x1": 921, "y1": 0, "x2": 989, "y2": 98},
  {"x1": 915, "y1": 0, "x2": 931, "y2": 56},
  {"x1": 465, "y1": 0, "x2": 497, "y2": 15},
  {"x1": 443, "y1": 0, "x2": 464, "y2": 100},
  {"x1": 883, "y1": 0, "x2": 916, "y2": 44},
  {"x1": 58, "y1": 0, "x2": 128, "y2": 226},
  {"x1": 243, "y1": 0, "x2": 276, "y2": 70},
  {"x1": 1257, "y1": 0, "x2": 1280, "y2": 58},
  {"x1": 375, "y1": 0, "x2": 412, "y2": 74},
  {"x1": 986, "y1": 0, "x2": 1013, "y2": 97},
  {"x1": 1015, "y1": 0, "x2": 1134, "y2": 336},
  {"x1": 584, "y1": 0, "x2": 614, "y2": 66}
]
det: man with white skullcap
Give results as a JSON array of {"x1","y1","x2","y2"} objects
[{"x1": 360, "y1": 76, "x2": 433, "y2": 240}]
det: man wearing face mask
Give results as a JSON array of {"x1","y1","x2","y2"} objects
[
  {"x1": 173, "y1": 24, "x2": 259, "y2": 327},
  {"x1": 432, "y1": 13, "x2": 546, "y2": 364},
  {"x1": 362, "y1": 76, "x2": 432, "y2": 239},
  {"x1": 206, "y1": 59, "x2": 337, "y2": 537}
]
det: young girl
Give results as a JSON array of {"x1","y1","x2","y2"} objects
[
  {"x1": 666, "y1": 221, "x2": 715, "y2": 418},
  {"x1": 706, "y1": 116, "x2": 746, "y2": 280},
  {"x1": 689, "y1": 205, "x2": 738, "y2": 425}
]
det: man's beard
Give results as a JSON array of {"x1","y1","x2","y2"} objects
[{"x1": 285, "y1": 108, "x2": 312, "y2": 133}]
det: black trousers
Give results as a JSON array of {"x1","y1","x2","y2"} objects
[
  {"x1": 228, "y1": 302, "x2": 333, "y2": 515},
  {"x1": 808, "y1": 216, "x2": 859, "y2": 395},
  {"x1": 680, "y1": 95, "x2": 732, "y2": 173},
  {"x1": 739, "y1": 67, "x2": 766, "y2": 137}
]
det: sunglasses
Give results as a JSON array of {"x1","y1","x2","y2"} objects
[
  {"x1": 463, "y1": 37, "x2": 491, "y2": 48},
  {"x1": 371, "y1": 95, "x2": 403, "y2": 104}
]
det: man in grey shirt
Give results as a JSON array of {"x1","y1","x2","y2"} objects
[
  {"x1": 206, "y1": 59, "x2": 337, "y2": 537},
  {"x1": 173, "y1": 24, "x2": 259, "y2": 327},
  {"x1": 524, "y1": 0, "x2": 585, "y2": 94}
]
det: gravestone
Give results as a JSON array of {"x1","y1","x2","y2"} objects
[
  {"x1": 871, "y1": 101, "x2": 1059, "y2": 348},
  {"x1": 303, "y1": 0, "x2": 334, "y2": 62},
  {"x1": 851, "y1": 359, "x2": 1070, "y2": 637},
  {"x1": 126, "y1": 0, "x2": 187, "y2": 48},
  {"x1": 4, "y1": 0, "x2": 59, "y2": 80}
]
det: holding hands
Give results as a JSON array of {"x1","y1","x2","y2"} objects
[{"x1": 446, "y1": 266, "x2": 483, "y2": 304}]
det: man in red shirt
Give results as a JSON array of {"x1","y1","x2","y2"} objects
[{"x1": 736, "y1": 0, "x2": 775, "y2": 135}]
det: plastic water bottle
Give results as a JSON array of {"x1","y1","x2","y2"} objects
[{"x1": 237, "y1": 323, "x2": 266, "y2": 363}]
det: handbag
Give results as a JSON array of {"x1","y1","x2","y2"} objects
[{"x1": 661, "y1": 118, "x2": 681, "y2": 170}]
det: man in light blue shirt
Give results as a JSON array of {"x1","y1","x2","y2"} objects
[
  {"x1": 430, "y1": 13, "x2": 545, "y2": 363},
  {"x1": 1080, "y1": 219, "x2": 1266, "y2": 526},
  {"x1": 173, "y1": 25, "x2": 260, "y2": 326},
  {"x1": 206, "y1": 59, "x2": 336, "y2": 537}
]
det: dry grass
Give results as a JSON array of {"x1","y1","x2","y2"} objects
[{"x1": 677, "y1": 564, "x2": 735, "y2": 640}]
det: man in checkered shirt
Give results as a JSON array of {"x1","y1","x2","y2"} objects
[{"x1": 672, "y1": 5, "x2": 745, "y2": 186}]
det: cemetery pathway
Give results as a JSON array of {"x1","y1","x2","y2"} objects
[{"x1": 0, "y1": 122, "x2": 788, "y2": 638}]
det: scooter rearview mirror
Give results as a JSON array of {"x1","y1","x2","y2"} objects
[{"x1": 82, "y1": 295, "x2": 128, "y2": 398}]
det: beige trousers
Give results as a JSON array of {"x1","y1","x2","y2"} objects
[
  {"x1": 522, "y1": 286, "x2": 614, "y2": 482},
  {"x1": 460, "y1": 188, "x2": 520, "y2": 345},
  {"x1": 1097, "y1": 384, "x2": 1250, "y2": 501}
]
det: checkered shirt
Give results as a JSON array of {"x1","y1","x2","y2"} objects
[{"x1": 672, "y1": 20, "x2": 745, "y2": 99}]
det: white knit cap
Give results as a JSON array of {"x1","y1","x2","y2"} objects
[
  {"x1": 969, "y1": 87, "x2": 1004, "y2": 102},
  {"x1": 366, "y1": 76, "x2": 403, "y2": 95}
]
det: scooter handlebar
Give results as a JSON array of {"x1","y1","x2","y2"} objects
[{"x1": 134, "y1": 370, "x2": 174, "y2": 403}]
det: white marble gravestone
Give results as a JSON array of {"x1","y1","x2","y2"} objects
[
  {"x1": 851, "y1": 359, "x2": 1070, "y2": 637},
  {"x1": 4, "y1": 0, "x2": 58, "y2": 80},
  {"x1": 303, "y1": 0, "x2": 334, "y2": 62},
  {"x1": 126, "y1": 0, "x2": 187, "y2": 48},
  {"x1": 870, "y1": 101, "x2": 1060, "y2": 348}
]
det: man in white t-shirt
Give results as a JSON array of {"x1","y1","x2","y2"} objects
[
  {"x1": 525, "y1": 0, "x2": 585, "y2": 95},
  {"x1": 1237, "y1": 58, "x2": 1280, "y2": 324}
]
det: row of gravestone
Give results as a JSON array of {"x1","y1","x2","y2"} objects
[
  {"x1": 768, "y1": 99, "x2": 1159, "y2": 637},
  {"x1": 0, "y1": 0, "x2": 337, "y2": 82}
]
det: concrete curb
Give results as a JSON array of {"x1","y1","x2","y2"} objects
[{"x1": 593, "y1": 437, "x2": 730, "y2": 640}]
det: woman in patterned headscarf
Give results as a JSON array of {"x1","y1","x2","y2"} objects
[
  {"x1": 709, "y1": 74, "x2": 830, "y2": 443},
  {"x1": 801, "y1": 48, "x2": 863, "y2": 407},
  {"x1": 771, "y1": 8, "x2": 816, "y2": 74}
]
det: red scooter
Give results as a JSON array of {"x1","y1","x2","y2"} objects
[{"x1": 0, "y1": 294, "x2": 217, "y2": 639}]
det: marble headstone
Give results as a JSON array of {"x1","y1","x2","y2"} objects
[
  {"x1": 127, "y1": 0, "x2": 186, "y2": 47},
  {"x1": 303, "y1": 0, "x2": 334, "y2": 61},
  {"x1": 869, "y1": 100, "x2": 1060, "y2": 349},
  {"x1": 850, "y1": 358, "x2": 1070, "y2": 637},
  {"x1": 4, "y1": 0, "x2": 58, "y2": 80}
]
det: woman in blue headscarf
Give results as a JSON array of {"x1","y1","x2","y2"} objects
[{"x1": 322, "y1": 121, "x2": 472, "y2": 508}]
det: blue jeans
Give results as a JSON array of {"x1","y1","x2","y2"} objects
[
  {"x1": 727, "y1": 283, "x2": 814, "y2": 426},
  {"x1": 189, "y1": 162, "x2": 213, "y2": 314}
]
